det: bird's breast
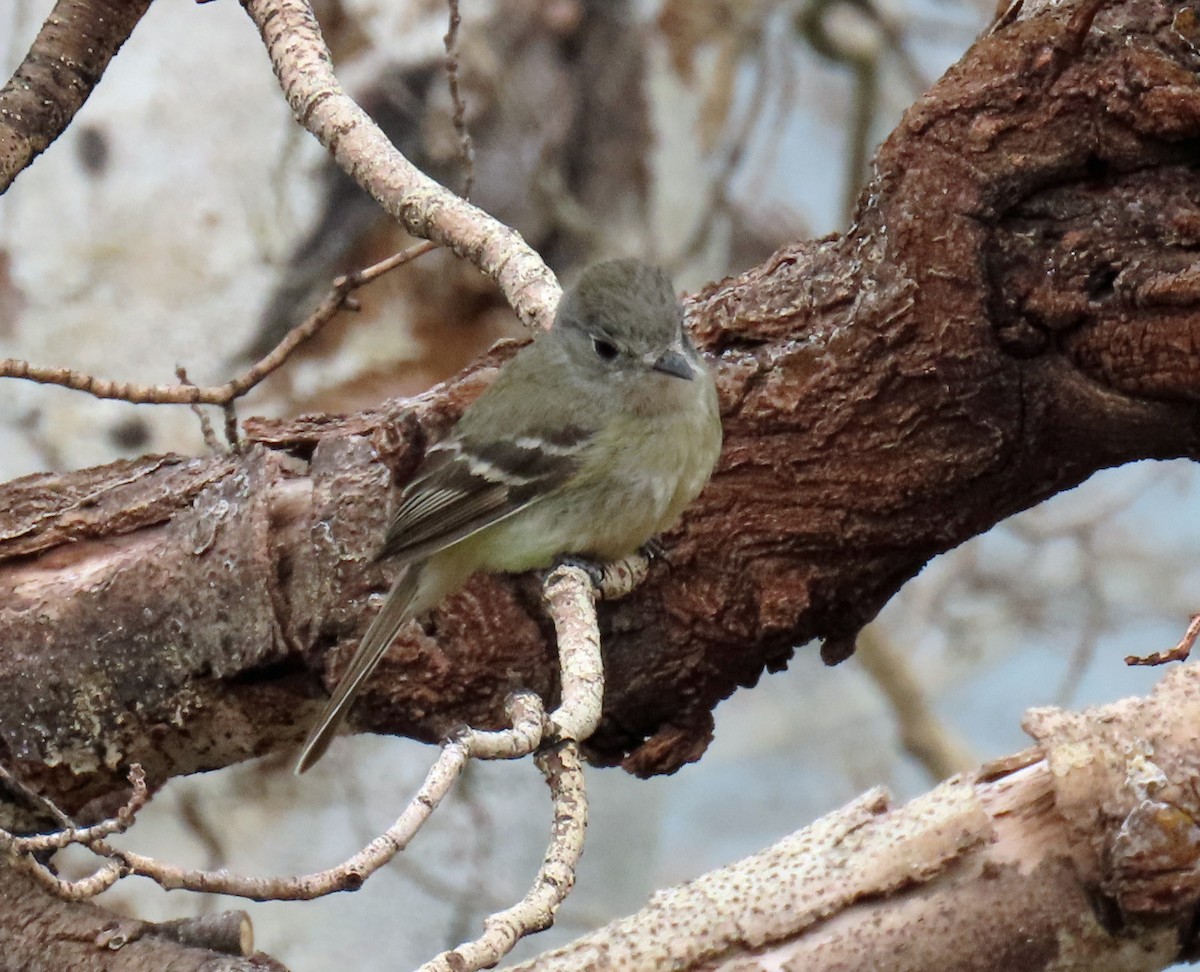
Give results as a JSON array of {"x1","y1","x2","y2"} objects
[{"x1": 474, "y1": 385, "x2": 720, "y2": 573}]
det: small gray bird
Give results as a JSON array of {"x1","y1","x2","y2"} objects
[{"x1": 296, "y1": 258, "x2": 722, "y2": 774}]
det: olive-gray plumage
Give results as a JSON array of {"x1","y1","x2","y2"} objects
[{"x1": 295, "y1": 258, "x2": 722, "y2": 774}]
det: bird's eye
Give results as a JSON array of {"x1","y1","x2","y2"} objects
[{"x1": 592, "y1": 337, "x2": 619, "y2": 361}]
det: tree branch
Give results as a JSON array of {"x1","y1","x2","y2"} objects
[
  {"x1": 240, "y1": 0, "x2": 560, "y2": 330},
  {"x1": 0, "y1": 864, "x2": 287, "y2": 972},
  {"x1": 0, "y1": 0, "x2": 154, "y2": 193},
  {"x1": 511, "y1": 660, "x2": 1200, "y2": 971},
  {"x1": 0, "y1": 240, "x2": 437, "y2": 408},
  {"x1": 0, "y1": 0, "x2": 1197, "y2": 817}
]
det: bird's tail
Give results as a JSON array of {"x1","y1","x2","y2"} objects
[{"x1": 294, "y1": 564, "x2": 423, "y2": 774}]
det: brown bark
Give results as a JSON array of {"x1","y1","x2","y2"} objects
[
  {"x1": 0, "y1": 0, "x2": 1198, "y2": 821},
  {"x1": 0, "y1": 0, "x2": 154, "y2": 193},
  {"x1": 0, "y1": 864, "x2": 287, "y2": 972}
]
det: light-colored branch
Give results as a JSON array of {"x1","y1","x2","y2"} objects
[
  {"x1": 0, "y1": 554, "x2": 634, "y2": 970},
  {"x1": 241, "y1": 0, "x2": 560, "y2": 330},
  {"x1": 1127, "y1": 613, "x2": 1199, "y2": 667},
  {"x1": 540, "y1": 554, "x2": 648, "y2": 743},
  {"x1": 5, "y1": 694, "x2": 545, "y2": 902},
  {"x1": 1, "y1": 765, "x2": 147, "y2": 854},
  {"x1": 543, "y1": 566, "x2": 605, "y2": 742},
  {"x1": 0, "y1": 240, "x2": 436, "y2": 408},
  {"x1": 513, "y1": 660, "x2": 1200, "y2": 972},
  {"x1": 0, "y1": 560, "x2": 631, "y2": 957},
  {"x1": 420, "y1": 743, "x2": 588, "y2": 972},
  {"x1": 412, "y1": 558, "x2": 642, "y2": 970}
]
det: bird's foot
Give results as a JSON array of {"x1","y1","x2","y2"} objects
[
  {"x1": 640, "y1": 536, "x2": 671, "y2": 566},
  {"x1": 548, "y1": 554, "x2": 607, "y2": 590}
]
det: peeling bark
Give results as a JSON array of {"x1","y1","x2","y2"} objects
[
  {"x1": 511, "y1": 663, "x2": 1200, "y2": 972},
  {"x1": 0, "y1": 0, "x2": 1198, "y2": 817}
]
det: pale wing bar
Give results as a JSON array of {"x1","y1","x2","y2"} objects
[{"x1": 375, "y1": 427, "x2": 593, "y2": 564}]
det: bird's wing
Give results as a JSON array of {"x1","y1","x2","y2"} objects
[{"x1": 375, "y1": 427, "x2": 592, "y2": 564}]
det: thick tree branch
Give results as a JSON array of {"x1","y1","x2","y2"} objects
[
  {"x1": 0, "y1": 0, "x2": 153, "y2": 193},
  {"x1": 509, "y1": 661, "x2": 1200, "y2": 972},
  {"x1": 0, "y1": 0, "x2": 1197, "y2": 818}
]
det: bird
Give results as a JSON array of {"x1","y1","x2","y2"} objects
[{"x1": 295, "y1": 258, "x2": 722, "y2": 774}]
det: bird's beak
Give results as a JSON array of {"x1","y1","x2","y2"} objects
[{"x1": 651, "y1": 350, "x2": 695, "y2": 381}]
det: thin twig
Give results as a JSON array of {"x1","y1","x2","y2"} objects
[
  {"x1": 0, "y1": 765, "x2": 148, "y2": 854},
  {"x1": 175, "y1": 366, "x2": 223, "y2": 452},
  {"x1": 5, "y1": 694, "x2": 544, "y2": 902},
  {"x1": 0, "y1": 762, "x2": 74, "y2": 830},
  {"x1": 223, "y1": 401, "x2": 241, "y2": 451},
  {"x1": 1, "y1": 548, "x2": 634, "y2": 972},
  {"x1": 1126, "y1": 614, "x2": 1200, "y2": 667},
  {"x1": 0, "y1": 240, "x2": 436, "y2": 408},
  {"x1": 443, "y1": 0, "x2": 475, "y2": 200},
  {"x1": 419, "y1": 743, "x2": 588, "y2": 972}
]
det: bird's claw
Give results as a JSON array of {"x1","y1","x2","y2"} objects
[
  {"x1": 640, "y1": 537, "x2": 671, "y2": 565},
  {"x1": 549, "y1": 555, "x2": 607, "y2": 590}
]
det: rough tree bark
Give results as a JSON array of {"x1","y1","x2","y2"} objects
[
  {"x1": 1, "y1": 0, "x2": 1197, "y2": 805},
  {"x1": 0, "y1": 0, "x2": 1198, "y2": 966}
]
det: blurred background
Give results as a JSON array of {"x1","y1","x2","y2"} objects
[{"x1": 2, "y1": 0, "x2": 1197, "y2": 968}]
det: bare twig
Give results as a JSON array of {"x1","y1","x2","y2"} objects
[
  {"x1": 175, "y1": 366, "x2": 223, "y2": 452},
  {"x1": 0, "y1": 765, "x2": 149, "y2": 900},
  {"x1": 4, "y1": 694, "x2": 540, "y2": 902},
  {"x1": 0, "y1": 762, "x2": 73, "y2": 830},
  {"x1": 223, "y1": 401, "x2": 241, "y2": 451},
  {"x1": 20, "y1": 693, "x2": 544, "y2": 902},
  {"x1": 0, "y1": 765, "x2": 147, "y2": 855},
  {"x1": 443, "y1": 0, "x2": 475, "y2": 200},
  {"x1": 0, "y1": 240, "x2": 436, "y2": 408},
  {"x1": 419, "y1": 743, "x2": 588, "y2": 972},
  {"x1": 0, "y1": 535, "x2": 633, "y2": 972},
  {"x1": 242, "y1": 0, "x2": 560, "y2": 330},
  {"x1": 1126, "y1": 614, "x2": 1200, "y2": 667}
]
